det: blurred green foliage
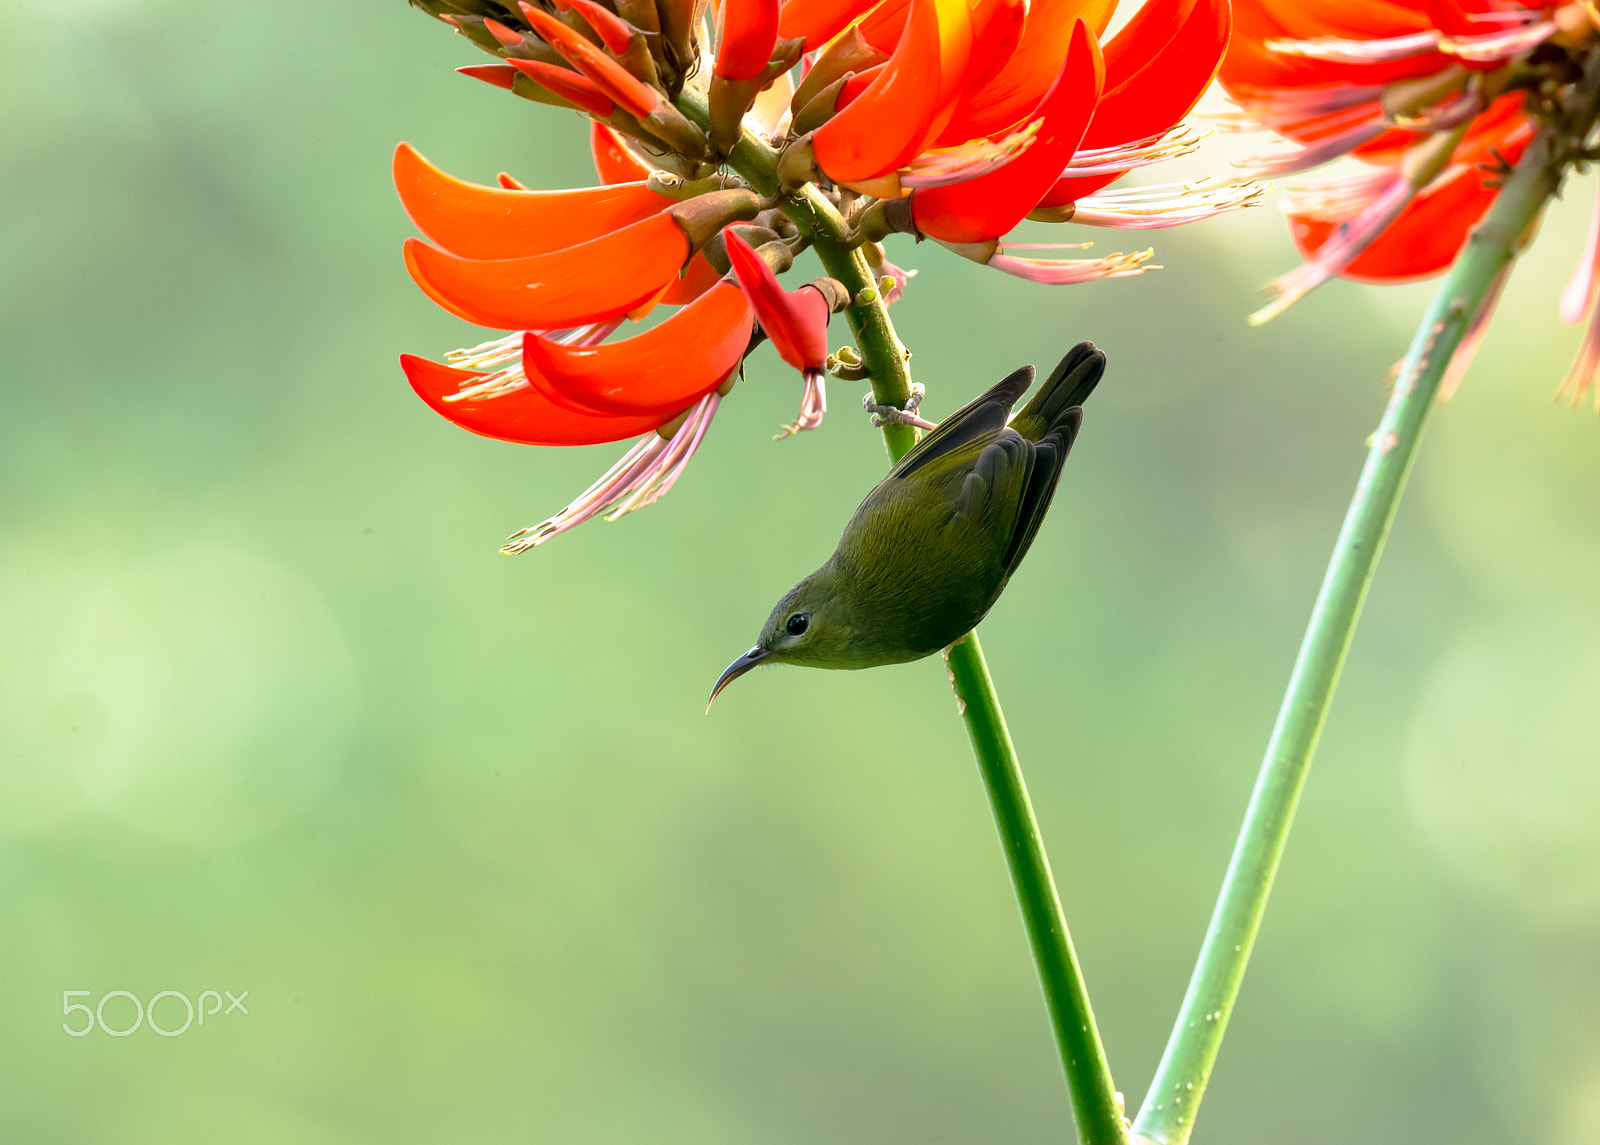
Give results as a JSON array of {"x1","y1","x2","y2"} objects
[{"x1": 2, "y1": 2, "x2": 1598, "y2": 1143}]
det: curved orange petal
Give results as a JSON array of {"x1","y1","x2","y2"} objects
[
  {"x1": 724, "y1": 229, "x2": 830, "y2": 370},
  {"x1": 811, "y1": 0, "x2": 974, "y2": 185},
  {"x1": 914, "y1": 21, "x2": 1105, "y2": 242},
  {"x1": 506, "y1": 57, "x2": 617, "y2": 117},
  {"x1": 567, "y1": 0, "x2": 638, "y2": 53},
  {"x1": 403, "y1": 211, "x2": 690, "y2": 330},
  {"x1": 952, "y1": 0, "x2": 1029, "y2": 107},
  {"x1": 935, "y1": 0, "x2": 1114, "y2": 144},
  {"x1": 835, "y1": 65, "x2": 887, "y2": 110},
  {"x1": 524, "y1": 282, "x2": 754, "y2": 416},
  {"x1": 394, "y1": 143, "x2": 671, "y2": 261},
  {"x1": 717, "y1": 0, "x2": 782, "y2": 80},
  {"x1": 856, "y1": 0, "x2": 913, "y2": 50},
  {"x1": 1079, "y1": 0, "x2": 1229, "y2": 149},
  {"x1": 1256, "y1": 0, "x2": 1430, "y2": 40},
  {"x1": 1099, "y1": 0, "x2": 1198, "y2": 89},
  {"x1": 1219, "y1": 0, "x2": 1444, "y2": 90},
  {"x1": 521, "y1": 2, "x2": 663, "y2": 118},
  {"x1": 591, "y1": 122, "x2": 657, "y2": 182},
  {"x1": 457, "y1": 64, "x2": 518, "y2": 90},
  {"x1": 400, "y1": 354, "x2": 664, "y2": 445},
  {"x1": 778, "y1": 0, "x2": 886, "y2": 51},
  {"x1": 660, "y1": 252, "x2": 724, "y2": 305}
]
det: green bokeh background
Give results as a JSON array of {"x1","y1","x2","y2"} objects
[{"x1": 4, "y1": 3, "x2": 1599, "y2": 1142}]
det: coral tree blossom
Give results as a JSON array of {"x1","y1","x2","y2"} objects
[
  {"x1": 399, "y1": 0, "x2": 1253, "y2": 547},
  {"x1": 1221, "y1": 0, "x2": 1600, "y2": 403}
]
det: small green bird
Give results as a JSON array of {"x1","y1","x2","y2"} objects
[{"x1": 709, "y1": 341, "x2": 1105, "y2": 705}]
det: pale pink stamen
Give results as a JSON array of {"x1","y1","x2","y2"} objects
[
  {"x1": 1069, "y1": 178, "x2": 1268, "y2": 228},
  {"x1": 1279, "y1": 166, "x2": 1395, "y2": 221},
  {"x1": 1559, "y1": 299, "x2": 1600, "y2": 409},
  {"x1": 447, "y1": 331, "x2": 524, "y2": 370},
  {"x1": 986, "y1": 247, "x2": 1156, "y2": 284},
  {"x1": 876, "y1": 256, "x2": 917, "y2": 305},
  {"x1": 444, "y1": 320, "x2": 624, "y2": 403},
  {"x1": 1440, "y1": 20, "x2": 1557, "y2": 61},
  {"x1": 1062, "y1": 125, "x2": 1207, "y2": 176},
  {"x1": 1266, "y1": 31, "x2": 1439, "y2": 63},
  {"x1": 1222, "y1": 84, "x2": 1386, "y2": 130},
  {"x1": 609, "y1": 391, "x2": 721, "y2": 515},
  {"x1": 1394, "y1": 88, "x2": 1488, "y2": 131},
  {"x1": 901, "y1": 122, "x2": 1039, "y2": 188},
  {"x1": 1237, "y1": 118, "x2": 1386, "y2": 176},
  {"x1": 1252, "y1": 173, "x2": 1416, "y2": 325},
  {"x1": 1560, "y1": 183, "x2": 1600, "y2": 325},
  {"x1": 775, "y1": 368, "x2": 828, "y2": 437},
  {"x1": 500, "y1": 391, "x2": 722, "y2": 552}
]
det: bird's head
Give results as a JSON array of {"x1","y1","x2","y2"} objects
[{"x1": 707, "y1": 566, "x2": 861, "y2": 708}]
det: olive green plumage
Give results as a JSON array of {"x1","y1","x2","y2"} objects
[{"x1": 710, "y1": 342, "x2": 1105, "y2": 702}]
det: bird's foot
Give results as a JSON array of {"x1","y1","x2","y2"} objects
[{"x1": 864, "y1": 383, "x2": 936, "y2": 430}]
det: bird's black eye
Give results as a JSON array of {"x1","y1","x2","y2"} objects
[{"x1": 785, "y1": 613, "x2": 810, "y2": 637}]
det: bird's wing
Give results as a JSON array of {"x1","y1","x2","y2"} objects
[
  {"x1": 1009, "y1": 342, "x2": 1104, "y2": 441},
  {"x1": 1001, "y1": 407, "x2": 1082, "y2": 574},
  {"x1": 1000, "y1": 343, "x2": 1103, "y2": 575},
  {"x1": 950, "y1": 429, "x2": 1038, "y2": 568},
  {"x1": 889, "y1": 365, "x2": 1036, "y2": 482}
]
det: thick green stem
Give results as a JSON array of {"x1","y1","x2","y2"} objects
[
  {"x1": 681, "y1": 85, "x2": 1118, "y2": 1143},
  {"x1": 947, "y1": 634, "x2": 1126, "y2": 1145},
  {"x1": 1130, "y1": 132, "x2": 1562, "y2": 1145}
]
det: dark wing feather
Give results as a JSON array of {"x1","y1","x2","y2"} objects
[
  {"x1": 1010, "y1": 342, "x2": 1104, "y2": 441},
  {"x1": 1001, "y1": 408, "x2": 1082, "y2": 574},
  {"x1": 952, "y1": 430, "x2": 1039, "y2": 578},
  {"x1": 890, "y1": 365, "x2": 1035, "y2": 481},
  {"x1": 998, "y1": 343, "x2": 1103, "y2": 575}
]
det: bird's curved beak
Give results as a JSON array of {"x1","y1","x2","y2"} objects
[{"x1": 707, "y1": 646, "x2": 773, "y2": 711}]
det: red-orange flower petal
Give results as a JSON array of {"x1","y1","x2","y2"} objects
[
  {"x1": 591, "y1": 122, "x2": 656, "y2": 182},
  {"x1": 811, "y1": 0, "x2": 975, "y2": 185},
  {"x1": 457, "y1": 64, "x2": 518, "y2": 91},
  {"x1": 524, "y1": 282, "x2": 755, "y2": 416},
  {"x1": 394, "y1": 143, "x2": 671, "y2": 261},
  {"x1": 935, "y1": 0, "x2": 1115, "y2": 145},
  {"x1": 506, "y1": 57, "x2": 617, "y2": 117},
  {"x1": 1080, "y1": 0, "x2": 1230, "y2": 149},
  {"x1": 777, "y1": 0, "x2": 881, "y2": 51},
  {"x1": 1220, "y1": 0, "x2": 1444, "y2": 91},
  {"x1": 913, "y1": 20, "x2": 1105, "y2": 243},
  {"x1": 401, "y1": 354, "x2": 665, "y2": 445},
  {"x1": 724, "y1": 229, "x2": 830, "y2": 371},
  {"x1": 716, "y1": 0, "x2": 782, "y2": 80},
  {"x1": 403, "y1": 210, "x2": 691, "y2": 330},
  {"x1": 856, "y1": 0, "x2": 913, "y2": 51},
  {"x1": 521, "y1": 2, "x2": 663, "y2": 118},
  {"x1": 954, "y1": 0, "x2": 1030, "y2": 108},
  {"x1": 1292, "y1": 120, "x2": 1533, "y2": 280},
  {"x1": 659, "y1": 252, "x2": 724, "y2": 305},
  {"x1": 567, "y1": 0, "x2": 639, "y2": 53}
]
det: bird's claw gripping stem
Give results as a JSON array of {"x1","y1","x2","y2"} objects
[{"x1": 864, "y1": 383, "x2": 936, "y2": 430}]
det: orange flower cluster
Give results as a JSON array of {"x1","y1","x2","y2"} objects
[
  {"x1": 400, "y1": 0, "x2": 1249, "y2": 547},
  {"x1": 1221, "y1": 0, "x2": 1600, "y2": 402}
]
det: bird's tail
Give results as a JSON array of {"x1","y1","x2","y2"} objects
[{"x1": 1011, "y1": 341, "x2": 1105, "y2": 439}]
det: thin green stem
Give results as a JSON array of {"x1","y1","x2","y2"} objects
[
  {"x1": 676, "y1": 87, "x2": 919, "y2": 457},
  {"x1": 681, "y1": 86, "x2": 1119, "y2": 1143},
  {"x1": 947, "y1": 634, "x2": 1126, "y2": 1145},
  {"x1": 1130, "y1": 131, "x2": 1564, "y2": 1145}
]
